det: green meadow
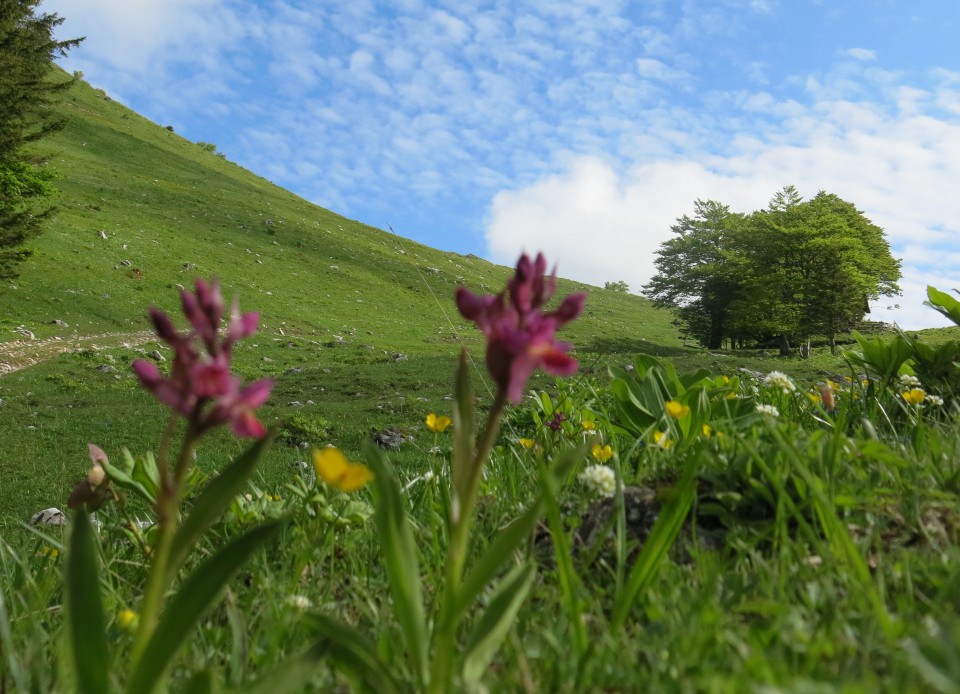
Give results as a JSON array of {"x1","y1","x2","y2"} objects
[{"x1": 2, "y1": 73, "x2": 960, "y2": 692}]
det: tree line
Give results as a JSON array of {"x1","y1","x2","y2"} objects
[
  {"x1": 0, "y1": 0, "x2": 81, "y2": 279},
  {"x1": 643, "y1": 186, "x2": 902, "y2": 355}
]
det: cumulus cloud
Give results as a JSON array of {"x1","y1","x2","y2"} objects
[{"x1": 485, "y1": 87, "x2": 960, "y2": 330}]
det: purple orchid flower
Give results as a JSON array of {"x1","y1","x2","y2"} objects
[{"x1": 456, "y1": 252, "x2": 585, "y2": 403}]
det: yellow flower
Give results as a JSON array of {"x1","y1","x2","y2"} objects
[
  {"x1": 581, "y1": 420, "x2": 597, "y2": 431},
  {"x1": 653, "y1": 431, "x2": 672, "y2": 449},
  {"x1": 117, "y1": 609, "x2": 139, "y2": 633},
  {"x1": 902, "y1": 388, "x2": 926, "y2": 405},
  {"x1": 40, "y1": 546, "x2": 59, "y2": 558},
  {"x1": 313, "y1": 448, "x2": 373, "y2": 493},
  {"x1": 665, "y1": 400, "x2": 690, "y2": 419},
  {"x1": 591, "y1": 443, "x2": 613, "y2": 462},
  {"x1": 519, "y1": 438, "x2": 535, "y2": 449},
  {"x1": 701, "y1": 424, "x2": 712, "y2": 438},
  {"x1": 425, "y1": 413, "x2": 451, "y2": 432},
  {"x1": 725, "y1": 392, "x2": 737, "y2": 400}
]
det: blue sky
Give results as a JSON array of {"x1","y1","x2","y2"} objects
[{"x1": 44, "y1": 0, "x2": 960, "y2": 328}]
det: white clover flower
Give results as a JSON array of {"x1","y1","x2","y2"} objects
[
  {"x1": 898, "y1": 374, "x2": 922, "y2": 388},
  {"x1": 756, "y1": 404, "x2": 780, "y2": 417},
  {"x1": 751, "y1": 385, "x2": 760, "y2": 396},
  {"x1": 764, "y1": 371, "x2": 796, "y2": 393},
  {"x1": 428, "y1": 446, "x2": 443, "y2": 455},
  {"x1": 579, "y1": 465, "x2": 616, "y2": 498},
  {"x1": 285, "y1": 594, "x2": 313, "y2": 611},
  {"x1": 926, "y1": 394, "x2": 944, "y2": 407}
]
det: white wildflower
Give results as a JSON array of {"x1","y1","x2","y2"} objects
[
  {"x1": 926, "y1": 394, "x2": 944, "y2": 407},
  {"x1": 285, "y1": 594, "x2": 313, "y2": 611},
  {"x1": 898, "y1": 374, "x2": 921, "y2": 388},
  {"x1": 579, "y1": 465, "x2": 616, "y2": 498},
  {"x1": 756, "y1": 404, "x2": 780, "y2": 417},
  {"x1": 764, "y1": 371, "x2": 796, "y2": 393}
]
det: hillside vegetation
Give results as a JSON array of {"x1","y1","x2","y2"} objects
[{"x1": 0, "y1": 72, "x2": 681, "y2": 526}]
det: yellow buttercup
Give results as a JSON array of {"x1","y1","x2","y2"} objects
[{"x1": 313, "y1": 448, "x2": 373, "y2": 493}]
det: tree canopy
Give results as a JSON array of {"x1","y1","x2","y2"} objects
[
  {"x1": 0, "y1": 0, "x2": 82, "y2": 279},
  {"x1": 644, "y1": 187, "x2": 902, "y2": 354}
]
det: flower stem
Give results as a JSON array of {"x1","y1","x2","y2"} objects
[
  {"x1": 429, "y1": 390, "x2": 507, "y2": 693},
  {"x1": 129, "y1": 428, "x2": 199, "y2": 669}
]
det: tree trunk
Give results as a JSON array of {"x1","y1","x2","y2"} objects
[
  {"x1": 829, "y1": 334, "x2": 837, "y2": 355},
  {"x1": 778, "y1": 334, "x2": 792, "y2": 357}
]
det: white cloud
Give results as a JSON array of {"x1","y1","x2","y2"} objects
[
  {"x1": 485, "y1": 88, "x2": 960, "y2": 330},
  {"x1": 846, "y1": 47, "x2": 877, "y2": 61}
]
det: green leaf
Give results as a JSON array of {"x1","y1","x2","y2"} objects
[
  {"x1": 612, "y1": 451, "x2": 700, "y2": 630},
  {"x1": 177, "y1": 669, "x2": 217, "y2": 694},
  {"x1": 243, "y1": 641, "x2": 331, "y2": 694},
  {"x1": 166, "y1": 429, "x2": 276, "y2": 583},
  {"x1": 925, "y1": 285, "x2": 960, "y2": 327},
  {"x1": 461, "y1": 562, "x2": 536, "y2": 685},
  {"x1": 127, "y1": 521, "x2": 282, "y2": 694},
  {"x1": 454, "y1": 445, "x2": 588, "y2": 649},
  {"x1": 304, "y1": 613, "x2": 402, "y2": 694},
  {"x1": 99, "y1": 449, "x2": 156, "y2": 504},
  {"x1": 454, "y1": 501, "x2": 541, "y2": 621},
  {"x1": 363, "y1": 443, "x2": 429, "y2": 685},
  {"x1": 65, "y1": 511, "x2": 110, "y2": 694},
  {"x1": 451, "y1": 349, "x2": 476, "y2": 505}
]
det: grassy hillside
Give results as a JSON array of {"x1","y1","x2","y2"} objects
[{"x1": 0, "y1": 73, "x2": 684, "y2": 528}]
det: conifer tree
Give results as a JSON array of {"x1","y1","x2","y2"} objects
[{"x1": 0, "y1": 0, "x2": 82, "y2": 279}]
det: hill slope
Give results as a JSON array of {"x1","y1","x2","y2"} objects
[
  {"x1": 0, "y1": 73, "x2": 684, "y2": 527},
  {"x1": 0, "y1": 71, "x2": 681, "y2": 355}
]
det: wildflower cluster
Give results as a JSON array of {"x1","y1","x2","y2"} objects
[
  {"x1": 764, "y1": 370, "x2": 796, "y2": 393},
  {"x1": 579, "y1": 465, "x2": 616, "y2": 498}
]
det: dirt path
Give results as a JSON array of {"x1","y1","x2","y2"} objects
[{"x1": 0, "y1": 330, "x2": 156, "y2": 376}]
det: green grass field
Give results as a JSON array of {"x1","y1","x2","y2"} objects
[{"x1": 2, "y1": 72, "x2": 960, "y2": 692}]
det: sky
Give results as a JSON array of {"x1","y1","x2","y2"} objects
[{"x1": 42, "y1": 0, "x2": 960, "y2": 329}]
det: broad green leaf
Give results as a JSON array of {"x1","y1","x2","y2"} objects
[
  {"x1": 453, "y1": 501, "x2": 541, "y2": 621},
  {"x1": 127, "y1": 521, "x2": 282, "y2": 694},
  {"x1": 167, "y1": 429, "x2": 276, "y2": 583},
  {"x1": 461, "y1": 562, "x2": 536, "y2": 685},
  {"x1": 304, "y1": 613, "x2": 402, "y2": 694},
  {"x1": 925, "y1": 285, "x2": 960, "y2": 326},
  {"x1": 99, "y1": 449, "x2": 156, "y2": 504},
  {"x1": 363, "y1": 443, "x2": 428, "y2": 685},
  {"x1": 612, "y1": 451, "x2": 700, "y2": 630},
  {"x1": 66, "y1": 511, "x2": 110, "y2": 694}
]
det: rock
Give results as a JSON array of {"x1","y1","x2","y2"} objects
[
  {"x1": 284, "y1": 367, "x2": 305, "y2": 375},
  {"x1": 31, "y1": 507, "x2": 67, "y2": 526},
  {"x1": 371, "y1": 428, "x2": 411, "y2": 449},
  {"x1": 287, "y1": 401, "x2": 303, "y2": 407},
  {"x1": 98, "y1": 230, "x2": 108, "y2": 239},
  {"x1": 147, "y1": 349, "x2": 166, "y2": 362},
  {"x1": 51, "y1": 319, "x2": 69, "y2": 327},
  {"x1": 392, "y1": 352, "x2": 409, "y2": 362},
  {"x1": 182, "y1": 262, "x2": 197, "y2": 270},
  {"x1": 120, "y1": 259, "x2": 132, "y2": 266},
  {"x1": 95, "y1": 364, "x2": 117, "y2": 372},
  {"x1": 13, "y1": 326, "x2": 35, "y2": 340}
]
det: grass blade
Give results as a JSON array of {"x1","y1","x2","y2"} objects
[
  {"x1": 127, "y1": 520, "x2": 282, "y2": 694},
  {"x1": 65, "y1": 511, "x2": 110, "y2": 694},
  {"x1": 363, "y1": 442, "x2": 429, "y2": 686},
  {"x1": 611, "y1": 450, "x2": 700, "y2": 630}
]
